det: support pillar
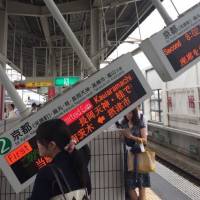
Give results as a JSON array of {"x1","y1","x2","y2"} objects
[
  {"x1": 20, "y1": 38, "x2": 23, "y2": 81},
  {"x1": 150, "y1": 0, "x2": 173, "y2": 25},
  {"x1": 0, "y1": 8, "x2": 7, "y2": 119},
  {"x1": 59, "y1": 48, "x2": 62, "y2": 76},
  {"x1": 32, "y1": 48, "x2": 36, "y2": 77},
  {"x1": 45, "y1": 48, "x2": 48, "y2": 76},
  {"x1": 100, "y1": 9, "x2": 105, "y2": 64},
  {"x1": 48, "y1": 49, "x2": 57, "y2": 97},
  {"x1": 90, "y1": 8, "x2": 100, "y2": 70},
  {"x1": 43, "y1": 0, "x2": 96, "y2": 74},
  {"x1": 50, "y1": 50, "x2": 57, "y2": 77},
  {"x1": 0, "y1": 6, "x2": 29, "y2": 118}
]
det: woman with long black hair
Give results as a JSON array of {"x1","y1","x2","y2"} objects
[
  {"x1": 122, "y1": 107, "x2": 150, "y2": 200},
  {"x1": 29, "y1": 119, "x2": 91, "y2": 200}
]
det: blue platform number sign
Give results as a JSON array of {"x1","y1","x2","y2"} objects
[{"x1": 0, "y1": 137, "x2": 12, "y2": 155}]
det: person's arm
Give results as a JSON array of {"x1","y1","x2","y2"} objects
[
  {"x1": 122, "y1": 128, "x2": 142, "y2": 143},
  {"x1": 30, "y1": 171, "x2": 52, "y2": 200},
  {"x1": 140, "y1": 127, "x2": 148, "y2": 145}
]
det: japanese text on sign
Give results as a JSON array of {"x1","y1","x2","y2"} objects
[
  {"x1": 0, "y1": 53, "x2": 152, "y2": 193},
  {"x1": 163, "y1": 25, "x2": 200, "y2": 72},
  {"x1": 140, "y1": 2, "x2": 200, "y2": 81},
  {"x1": 64, "y1": 71, "x2": 146, "y2": 145}
]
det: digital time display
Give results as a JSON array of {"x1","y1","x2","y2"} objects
[{"x1": 163, "y1": 25, "x2": 200, "y2": 72}]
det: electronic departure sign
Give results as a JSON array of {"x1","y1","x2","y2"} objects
[
  {"x1": 140, "y1": 2, "x2": 200, "y2": 81},
  {"x1": 61, "y1": 70, "x2": 147, "y2": 147},
  {"x1": 4, "y1": 137, "x2": 52, "y2": 184},
  {"x1": 0, "y1": 53, "x2": 152, "y2": 193}
]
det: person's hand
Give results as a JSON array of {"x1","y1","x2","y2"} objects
[
  {"x1": 64, "y1": 139, "x2": 76, "y2": 153},
  {"x1": 129, "y1": 124, "x2": 133, "y2": 129},
  {"x1": 120, "y1": 132, "x2": 125, "y2": 141},
  {"x1": 137, "y1": 138, "x2": 143, "y2": 144}
]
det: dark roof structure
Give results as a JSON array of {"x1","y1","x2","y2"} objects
[{"x1": 6, "y1": 0, "x2": 158, "y2": 77}]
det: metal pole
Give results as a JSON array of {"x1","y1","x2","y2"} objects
[
  {"x1": 150, "y1": 0, "x2": 173, "y2": 25},
  {"x1": 45, "y1": 48, "x2": 48, "y2": 76},
  {"x1": 0, "y1": 63, "x2": 29, "y2": 117},
  {"x1": 90, "y1": 8, "x2": 100, "y2": 69},
  {"x1": 100, "y1": 10, "x2": 104, "y2": 63},
  {"x1": 33, "y1": 48, "x2": 36, "y2": 77},
  {"x1": 20, "y1": 38, "x2": 23, "y2": 81},
  {"x1": 60, "y1": 48, "x2": 62, "y2": 76},
  {"x1": 68, "y1": 56, "x2": 70, "y2": 77},
  {"x1": 43, "y1": 0, "x2": 96, "y2": 73},
  {"x1": 73, "y1": 50, "x2": 75, "y2": 76},
  {"x1": 12, "y1": 30, "x2": 16, "y2": 63}
]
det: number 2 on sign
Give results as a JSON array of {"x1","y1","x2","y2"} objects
[{"x1": 0, "y1": 138, "x2": 12, "y2": 155}]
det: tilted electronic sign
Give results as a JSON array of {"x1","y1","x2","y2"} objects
[
  {"x1": 140, "y1": 2, "x2": 200, "y2": 81},
  {"x1": 0, "y1": 53, "x2": 152, "y2": 193}
]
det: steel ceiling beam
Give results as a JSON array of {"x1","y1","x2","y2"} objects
[
  {"x1": 7, "y1": 0, "x2": 143, "y2": 16},
  {"x1": 93, "y1": 0, "x2": 141, "y2": 8},
  {"x1": 40, "y1": 16, "x2": 51, "y2": 46},
  {"x1": 50, "y1": 28, "x2": 90, "y2": 41},
  {"x1": 106, "y1": 1, "x2": 153, "y2": 57},
  {"x1": 7, "y1": 1, "x2": 42, "y2": 16},
  {"x1": 7, "y1": 0, "x2": 90, "y2": 16},
  {"x1": 0, "y1": 52, "x2": 21, "y2": 73},
  {"x1": 0, "y1": 0, "x2": 5, "y2": 9},
  {"x1": 43, "y1": 0, "x2": 96, "y2": 73},
  {"x1": 92, "y1": 0, "x2": 101, "y2": 7},
  {"x1": 107, "y1": 4, "x2": 128, "y2": 37}
]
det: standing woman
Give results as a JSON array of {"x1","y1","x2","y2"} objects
[
  {"x1": 123, "y1": 107, "x2": 150, "y2": 200},
  {"x1": 30, "y1": 119, "x2": 91, "y2": 200}
]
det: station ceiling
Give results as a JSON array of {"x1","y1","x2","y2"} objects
[{"x1": 6, "y1": 0, "x2": 158, "y2": 77}]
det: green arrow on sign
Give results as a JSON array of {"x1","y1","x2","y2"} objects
[{"x1": 0, "y1": 137, "x2": 12, "y2": 155}]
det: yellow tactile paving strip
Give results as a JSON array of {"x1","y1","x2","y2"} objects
[
  {"x1": 146, "y1": 188, "x2": 161, "y2": 200},
  {"x1": 135, "y1": 188, "x2": 161, "y2": 200}
]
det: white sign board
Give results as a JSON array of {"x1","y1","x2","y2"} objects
[
  {"x1": 140, "y1": 3, "x2": 200, "y2": 81},
  {"x1": 0, "y1": 53, "x2": 152, "y2": 193}
]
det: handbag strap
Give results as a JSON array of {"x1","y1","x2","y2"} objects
[
  {"x1": 55, "y1": 166, "x2": 72, "y2": 192},
  {"x1": 51, "y1": 165, "x2": 89, "y2": 200},
  {"x1": 50, "y1": 166, "x2": 67, "y2": 200},
  {"x1": 133, "y1": 153, "x2": 138, "y2": 181}
]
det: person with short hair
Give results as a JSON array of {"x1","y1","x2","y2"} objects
[
  {"x1": 31, "y1": 103, "x2": 38, "y2": 113},
  {"x1": 29, "y1": 119, "x2": 91, "y2": 200},
  {"x1": 7, "y1": 103, "x2": 18, "y2": 119}
]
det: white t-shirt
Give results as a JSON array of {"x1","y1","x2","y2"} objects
[{"x1": 7, "y1": 110, "x2": 18, "y2": 119}]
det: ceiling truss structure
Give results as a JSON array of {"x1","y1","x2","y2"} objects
[{"x1": 4, "y1": 0, "x2": 158, "y2": 78}]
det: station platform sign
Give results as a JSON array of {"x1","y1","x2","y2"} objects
[
  {"x1": 26, "y1": 81, "x2": 53, "y2": 88},
  {"x1": 0, "y1": 53, "x2": 152, "y2": 193},
  {"x1": 54, "y1": 76, "x2": 80, "y2": 87},
  {"x1": 14, "y1": 77, "x2": 79, "y2": 89},
  {"x1": 14, "y1": 80, "x2": 53, "y2": 89},
  {"x1": 140, "y1": 2, "x2": 200, "y2": 81}
]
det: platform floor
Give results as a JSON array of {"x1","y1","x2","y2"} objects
[
  {"x1": 146, "y1": 189, "x2": 161, "y2": 200},
  {"x1": 144, "y1": 162, "x2": 200, "y2": 200}
]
